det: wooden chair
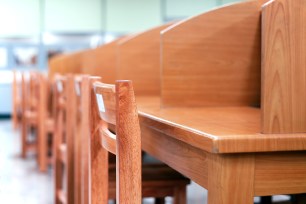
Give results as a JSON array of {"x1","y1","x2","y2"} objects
[
  {"x1": 89, "y1": 78, "x2": 190, "y2": 204},
  {"x1": 53, "y1": 75, "x2": 76, "y2": 204},
  {"x1": 12, "y1": 70, "x2": 22, "y2": 130},
  {"x1": 37, "y1": 73, "x2": 55, "y2": 172},
  {"x1": 21, "y1": 71, "x2": 40, "y2": 158}
]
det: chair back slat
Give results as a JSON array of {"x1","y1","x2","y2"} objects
[{"x1": 93, "y1": 82, "x2": 116, "y2": 125}]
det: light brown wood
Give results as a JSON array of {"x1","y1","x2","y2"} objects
[
  {"x1": 161, "y1": 0, "x2": 261, "y2": 107},
  {"x1": 37, "y1": 74, "x2": 55, "y2": 172},
  {"x1": 65, "y1": 75, "x2": 76, "y2": 204},
  {"x1": 262, "y1": 0, "x2": 306, "y2": 133},
  {"x1": 117, "y1": 23, "x2": 172, "y2": 96},
  {"x1": 254, "y1": 152, "x2": 306, "y2": 196},
  {"x1": 140, "y1": 124, "x2": 208, "y2": 188},
  {"x1": 82, "y1": 38, "x2": 123, "y2": 84},
  {"x1": 115, "y1": 81, "x2": 142, "y2": 203},
  {"x1": 12, "y1": 70, "x2": 21, "y2": 130},
  {"x1": 53, "y1": 75, "x2": 76, "y2": 204},
  {"x1": 48, "y1": 51, "x2": 83, "y2": 78},
  {"x1": 137, "y1": 96, "x2": 306, "y2": 153},
  {"x1": 208, "y1": 154, "x2": 255, "y2": 204},
  {"x1": 21, "y1": 71, "x2": 39, "y2": 158},
  {"x1": 77, "y1": 76, "x2": 102, "y2": 204},
  {"x1": 53, "y1": 75, "x2": 66, "y2": 204},
  {"x1": 93, "y1": 80, "x2": 142, "y2": 204},
  {"x1": 91, "y1": 80, "x2": 189, "y2": 204}
]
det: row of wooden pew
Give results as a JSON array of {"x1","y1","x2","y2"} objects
[{"x1": 12, "y1": 0, "x2": 306, "y2": 203}]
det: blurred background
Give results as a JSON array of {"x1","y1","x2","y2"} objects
[{"x1": 0, "y1": 0, "x2": 241, "y2": 116}]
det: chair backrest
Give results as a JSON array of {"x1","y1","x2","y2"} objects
[
  {"x1": 53, "y1": 74, "x2": 76, "y2": 204},
  {"x1": 91, "y1": 80, "x2": 142, "y2": 204}
]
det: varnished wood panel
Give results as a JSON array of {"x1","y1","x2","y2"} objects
[
  {"x1": 140, "y1": 123, "x2": 208, "y2": 188},
  {"x1": 48, "y1": 51, "x2": 83, "y2": 77},
  {"x1": 254, "y1": 152, "x2": 306, "y2": 196},
  {"x1": 117, "y1": 23, "x2": 172, "y2": 96},
  {"x1": 82, "y1": 39, "x2": 122, "y2": 84},
  {"x1": 262, "y1": 0, "x2": 306, "y2": 133},
  {"x1": 208, "y1": 154, "x2": 255, "y2": 204},
  {"x1": 161, "y1": 1, "x2": 261, "y2": 107},
  {"x1": 137, "y1": 96, "x2": 306, "y2": 153}
]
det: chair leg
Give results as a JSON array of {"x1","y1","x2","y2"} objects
[
  {"x1": 173, "y1": 186, "x2": 187, "y2": 204},
  {"x1": 21, "y1": 119, "x2": 27, "y2": 158},
  {"x1": 155, "y1": 198, "x2": 165, "y2": 204}
]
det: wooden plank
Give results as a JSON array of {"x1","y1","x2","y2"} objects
[
  {"x1": 262, "y1": 0, "x2": 306, "y2": 133},
  {"x1": 207, "y1": 154, "x2": 255, "y2": 204},
  {"x1": 254, "y1": 152, "x2": 306, "y2": 196},
  {"x1": 161, "y1": 1, "x2": 261, "y2": 107},
  {"x1": 140, "y1": 123, "x2": 208, "y2": 188},
  {"x1": 82, "y1": 38, "x2": 123, "y2": 84},
  {"x1": 117, "y1": 23, "x2": 172, "y2": 96}
]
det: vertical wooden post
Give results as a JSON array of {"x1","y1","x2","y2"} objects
[
  {"x1": 262, "y1": 0, "x2": 306, "y2": 133},
  {"x1": 89, "y1": 77, "x2": 109, "y2": 204},
  {"x1": 208, "y1": 154, "x2": 255, "y2": 204},
  {"x1": 21, "y1": 73, "x2": 27, "y2": 158},
  {"x1": 38, "y1": 74, "x2": 47, "y2": 172},
  {"x1": 116, "y1": 81, "x2": 142, "y2": 204},
  {"x1": 66, "y1": 75, "x2": 76, "y2": 204},
  {"x1": 80, "y1": 76, "x2": 101, "y2": 204}
]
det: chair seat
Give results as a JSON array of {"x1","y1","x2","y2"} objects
[{"x1": 108, "y1": 163, "x2": 190, "y2": 198}]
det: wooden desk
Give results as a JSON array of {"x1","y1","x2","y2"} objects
[{"x1": 136, "y1": 96, "x2": 306, "y2": 204}]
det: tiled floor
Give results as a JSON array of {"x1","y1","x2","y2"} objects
[
  {"x1": 0, "y1": 119, "x2": 292, "y2": 204},
  {"x1": 0, "y1": 119, "x2": 53, "y2": 204}
]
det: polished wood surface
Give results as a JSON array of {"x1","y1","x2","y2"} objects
[
  {"x1": 49, "y1": 51, "x2": 83, "y2": 78},
  {"x1": 82, "y1": 38, "x2": 123, "y2": 84},
  {"x1": 117, "y1": 23, "x2": 172, "y2": 96},
  {"x1": 137, "y1": 96, "x2": 306, "y2": 153},
  {"x1": 262, "y1": 0, "x2": 306, "y2": 133},
  {"x1": 161, "y1": 0, "x2": 261, "y2": 107}
]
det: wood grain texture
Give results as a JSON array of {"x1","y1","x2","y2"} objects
[
  {"x1": 141, "y1": 124, "x2": 208, "y2": 188},
  {"x1": 48, "y1": 51, "x2": 83, "y2": 78},
  {"x1": 115, "y1": 81, "x2": 142, "y2": 204},
  {"x1": 207, "y1": 154, "x2": 255, "y2": 204},
  {"x1": 82, "y1": 38, "x2": 123, "y2": 84},
  {"x1": 254, "y1": 152, "x2": 306, "y2": 196},
  {"x1": 65, "y1": 75, "x2": 77, "y2": 204},
  {"x1": 262, "y1": 0, "x2": 306, "y2": 133},
  {"x1": 79, "y1": 76, "x2": 101, "y2": 204},
  {"x1": 137, "y1": 96, "x2": 306, "y2": 153},
  {"x1": 93, "y1": 82, "x2": 116, "y2": 125},
  {"x1": 53, "y1": 76, "x2": 65, "y2": 204},
  {"x1": 89, "y1": 78, "x2": 109, "y2": 204},
  {"x1": 117, "y1": 23, "x2": 172, "y2": 96},
  {"x1": 161, "y1": 1, "x2": 261, "y2": 107}
]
